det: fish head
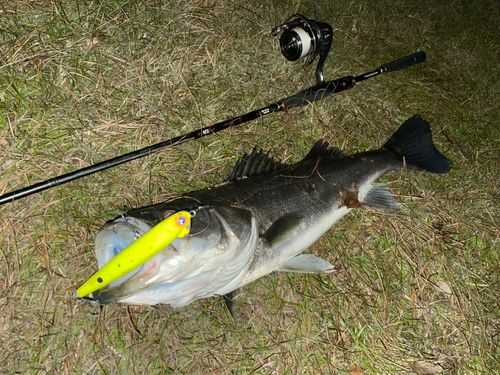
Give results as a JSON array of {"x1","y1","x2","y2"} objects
[{"x1": 91, "y1": 199, "x2": 259, "y2": 307}]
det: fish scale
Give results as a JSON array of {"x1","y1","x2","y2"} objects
[{"x1": 87, "y1": 114, "x2": 452, "y2": 308}]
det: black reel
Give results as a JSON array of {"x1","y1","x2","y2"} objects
[{"x1": 272, "y1": 14, "x2": 333, "y2": 88}]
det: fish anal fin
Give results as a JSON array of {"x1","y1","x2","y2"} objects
[
  {"x1": 262, "y1": 212, "x2": 305, "y2": 248},
  {"x1": 279, "y1": 254, "x2": 335, "y2": 273},
  {"x1": 360, "y1": 183, "x2": 400, "y2": 211}
]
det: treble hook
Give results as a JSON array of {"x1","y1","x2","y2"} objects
[{"x1": 73, "y1": 293, "x2": 103, "y2": 318}]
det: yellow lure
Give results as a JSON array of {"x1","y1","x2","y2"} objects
[{"x1": 76, "y1": 211, "x2": 191, "y2": 298}]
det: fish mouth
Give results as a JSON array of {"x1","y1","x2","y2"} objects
[
  {"x1": 88, "y1": 213, "x2": 190, "y2": 304},
  {"x1": 93, "y1": 216, "x2": 152, "y2": 287},
  {"x1": 89, "y1": 205, "x2": 259, "y2": 307},
  {"x1": 90, "y1": 212, "x2": 196, "y2": 302}
]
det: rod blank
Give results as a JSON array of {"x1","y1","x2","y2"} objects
[{"x1": 0, "y1": 52, "x2": 426, "y2": 206}]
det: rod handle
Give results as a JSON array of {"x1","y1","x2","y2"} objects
[{"x1": 382, "y1": 51, "x2": 426, "y2": 73}]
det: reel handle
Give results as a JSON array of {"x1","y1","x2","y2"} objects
[{"x1": 382, "y1": 51, "x2": 427, "y2": 73}]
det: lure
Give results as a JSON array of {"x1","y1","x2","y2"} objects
[{"x1": 76, "y1": 210, "x2": 191, "y2": 298}]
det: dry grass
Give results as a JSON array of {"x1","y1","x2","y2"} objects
[{"x1": 1, "y1": 0, "x2": 499, "y2": 374}]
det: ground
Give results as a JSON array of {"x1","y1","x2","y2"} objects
[{"x1": 0, "y1": 0, "x2": 499, "y2": 374}]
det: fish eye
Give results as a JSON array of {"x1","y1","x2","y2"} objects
[{"x1": 161, "y1": 210, "x2": 175, "y2": 219}]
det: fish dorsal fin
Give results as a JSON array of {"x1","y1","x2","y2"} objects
[
  {"x1": 303, "y1": 140, "x2": 346, "y2": 160},
  {"x1": 227, "y1": 148, "x2": 287, "y2": 182}
]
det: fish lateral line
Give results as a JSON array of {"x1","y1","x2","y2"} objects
[{"x1": 85, "y1": 114, "x2": 452, "y2": 307}]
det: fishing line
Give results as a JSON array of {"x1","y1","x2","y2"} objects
[{"x1": 184, "y1": 206, "x2": 211, "y2": 237}]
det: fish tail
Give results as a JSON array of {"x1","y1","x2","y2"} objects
[{"x1": 383, "y1": 115, "x2": 453, "y2": 174}]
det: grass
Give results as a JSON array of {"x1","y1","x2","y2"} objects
[{"x1": 1, "y1": 0, "x2": 499, "y2": 373}]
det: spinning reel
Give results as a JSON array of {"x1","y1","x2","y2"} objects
[{"x1": 272, "y1": 14, "x2": 333, "y2": 88}]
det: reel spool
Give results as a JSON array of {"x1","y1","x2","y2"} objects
[{"x1": 272, "y1": 14, "x2": 333, "y2": 88}]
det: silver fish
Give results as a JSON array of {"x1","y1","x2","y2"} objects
[{"x1": 89, "y1": 115, "x2": 452, "y2": 308}]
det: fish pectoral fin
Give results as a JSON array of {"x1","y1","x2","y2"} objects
[
  {"x1": 279, "y1": 254, "x2": 336, "y2": 273},
  {"x1": 262, "y1": 212, "x2": 305, "y2": 247},
  {"x1": 360, "y1": 183, "x2": 400, "y2": 211}
]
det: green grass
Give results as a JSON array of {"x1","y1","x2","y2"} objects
[{"x1": 1, "y1": 0, "x2": 499, "y2": 373}]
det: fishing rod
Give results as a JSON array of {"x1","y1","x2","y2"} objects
[{"x1": 0, "y1": 15, "x2": 426, "y2": 206}]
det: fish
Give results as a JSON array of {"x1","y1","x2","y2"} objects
[{"x1": 87, "y1": 114, "x2": 452, "y2": 309}]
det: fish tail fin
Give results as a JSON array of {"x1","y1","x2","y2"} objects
[{"x1": 383, "y1": 114, "x2": 453, "y2": 174}]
